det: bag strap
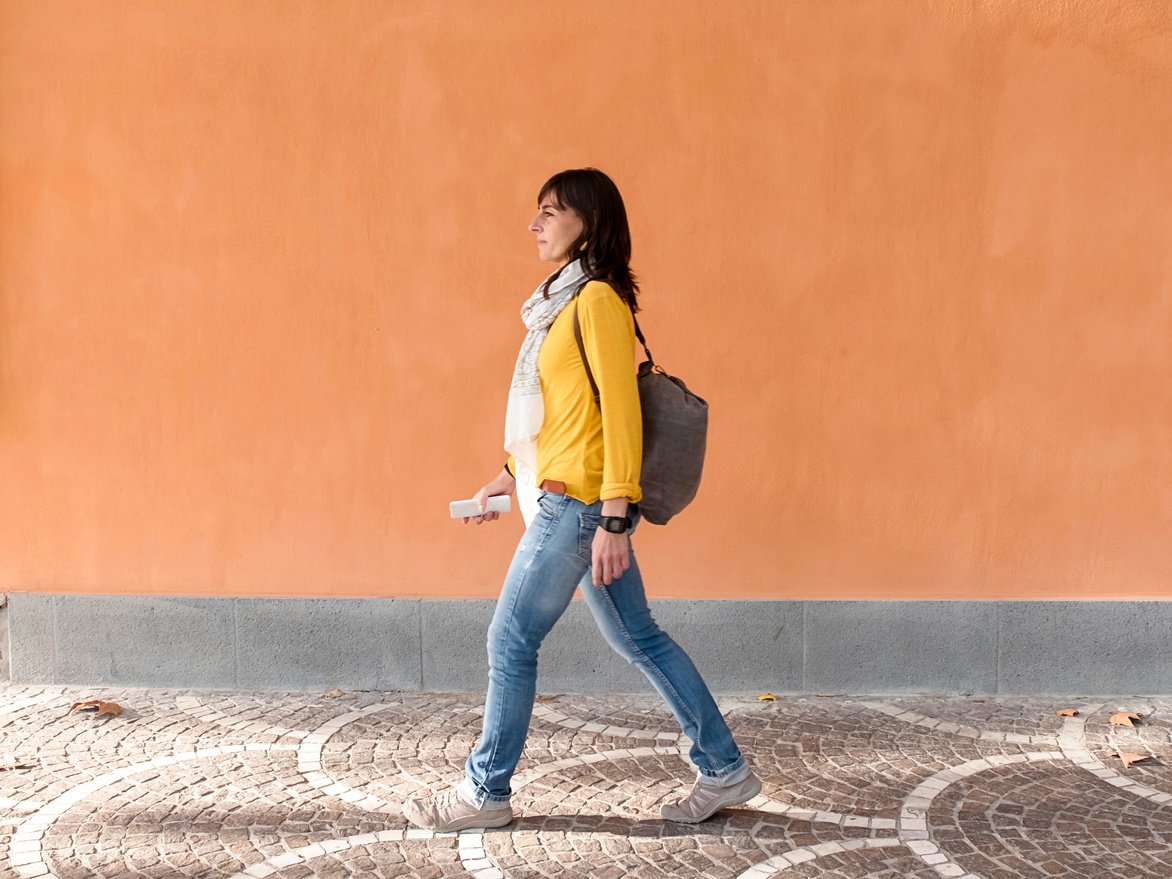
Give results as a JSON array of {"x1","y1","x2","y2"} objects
[
  {"x1": 633, "y1": 317, "x2": 652, "y2": 363},
  {"x1": 572, "y1": 296, "x2": 602, "y2": 409},
  {"x1": 571, "y1": 288, "x2": 655, "y2": 410}
]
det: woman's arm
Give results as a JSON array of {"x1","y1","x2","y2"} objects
[
  {"x1": 578, "y1": 283, "x2": 641, "y2": 584},
  {"x1": 577, "y1": 284, "x2": 643, "y2": 505}
]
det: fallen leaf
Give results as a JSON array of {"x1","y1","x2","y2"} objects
[
  {"x1": 68, "y1": 699, "x2": 123, "y2": 718},
  {"x1": 758, "y1": 693, "x2": 777, "y2": 702},
  {"x1": 535, "y1": 694, "x2": 561, "y2": 703},
  {"x1": 323, "y1": 688, "x2": 343, "y2": 698},
  {"x1": 1111, "y1": 750, "x2": 1155, "y2": 769},
  {"x1": 1109, "y1": 711, "x2": 1142, "y2": 728},
  {"x1": 1056, "y1": 708, "x2": 1079, "y2": 717}
]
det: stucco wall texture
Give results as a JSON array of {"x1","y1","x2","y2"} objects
[{"x1": 1, "y1": 1, "x2": 1169, "y2": 601}]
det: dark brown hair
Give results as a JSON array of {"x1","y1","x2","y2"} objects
[{"x1": 538, "y1": 168, "x2": 640, "y2": 312}]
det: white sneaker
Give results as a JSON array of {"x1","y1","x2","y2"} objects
[
  {"x1": 660, "y1": 770, "x2": 762, "y2": 823},
  {"x1": 402, "y1": 787, "x2": 513, "y2": 832}
]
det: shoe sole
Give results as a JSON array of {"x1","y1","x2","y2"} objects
[
  {"x1": 442, "y1": 810, "x2": 514, "y2": 832},
  {"x1": 402, "y1": 806, "x2": 514, "y2": 833},
  {"x1": 661, "y1": 776, "x2": 763, "y2": 824}
]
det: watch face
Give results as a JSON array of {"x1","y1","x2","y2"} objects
[{"x1": 602, "y1": 517, "x2": 629, "y2": 533}]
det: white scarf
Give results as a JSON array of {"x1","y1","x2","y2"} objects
[{"x1": 504, "y1": 258, "x2": 588, "y2": 520}]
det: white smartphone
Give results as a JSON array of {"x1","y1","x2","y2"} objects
[{"x1": 450, "y1": 495, "x2": 511, "y2": 518}]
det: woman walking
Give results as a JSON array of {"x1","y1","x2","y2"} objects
[{"x1": 403, "y1": 168, "x2": 759, "y2": 831}]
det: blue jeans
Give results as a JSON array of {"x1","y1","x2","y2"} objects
[{"x1": 460, "y1": 491, "x2": 748, "y2": 805}]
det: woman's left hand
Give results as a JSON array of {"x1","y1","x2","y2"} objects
[{"x1": 591, "y1": 529, "x2": 630, "y2": 587}]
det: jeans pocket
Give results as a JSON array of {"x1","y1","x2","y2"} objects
[{"x1": 576, "y1": 511, "x2": 599, "y2": 564}]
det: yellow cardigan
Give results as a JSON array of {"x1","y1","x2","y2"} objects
[{"x1": 510, "y1": 280, "x2": 643, "y2": 505}]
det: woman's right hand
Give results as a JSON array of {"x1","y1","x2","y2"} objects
[{"x1": 463, "y1": 468, "x2": 516, "y2": 525}]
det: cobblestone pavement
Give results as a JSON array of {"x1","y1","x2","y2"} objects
[{"x1": 1, "y1": 684, "x2": 1169, "y2": 878}]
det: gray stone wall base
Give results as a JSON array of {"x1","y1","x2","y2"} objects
[
  {"x1": 6, "y1": 594, "x2": 1170, "y2": 695},
  {"x1": 0, "y1": 594, "x2": 9, "y2": 682}
]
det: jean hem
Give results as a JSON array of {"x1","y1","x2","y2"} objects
[
  {"x1": 696, "y1": 755, "x2": 749, "y2": 782},
  {"x1": 458, "y1": 776, "x2": 511, "y2": 807}
]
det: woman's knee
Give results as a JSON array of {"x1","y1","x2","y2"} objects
[
  {"x1": 487, "y1": 617, "x2": 546, "y2": 666},
  {"x1": 602, "y1": 615, "x2": 669, "y2": 664},
  {"x1": 593, "y1": 623, "x2": 634, "y2": 662}
]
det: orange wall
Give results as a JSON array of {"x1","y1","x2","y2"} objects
[{"x1": 1, "y1": 1, "x2": 1169, "y2": 600}]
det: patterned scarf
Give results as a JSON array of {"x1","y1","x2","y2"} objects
[{"x1": 504, "y1": 257, "x2": 589, "y2": 483}]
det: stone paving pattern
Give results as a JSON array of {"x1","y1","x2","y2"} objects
[{"x1": 0, "y1": 685, "x2": 1169, "y2": 878}]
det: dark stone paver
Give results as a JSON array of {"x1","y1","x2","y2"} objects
[{"x1": 0, "y1": 685, "x2": 1168, "y2": 878}]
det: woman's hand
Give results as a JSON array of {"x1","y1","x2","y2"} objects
[
  {"x1": 463, "y1": 468, "x2": 516, "y2": 525},
  {"x1": 592, "y1": 496, "x2": 631, "y2": 585},
  {"x1": 591, "y1": 529, "x2": 630, "y2": 586}
]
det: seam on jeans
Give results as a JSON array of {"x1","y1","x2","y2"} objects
[
  {"x1": 575, "y1": 500, "x2": 601, "y2": 563},
  {"x1": 478, "y1": 494, "x2": 562, "y2": 797},
  {"x1": 576, "y1": 511, "x2": 598, "y2": 563},
  {"x1": 536, "y1": 489, "x2": 565, "y2": 523},
  {"x1": 595, "y1": 582, "x2": 701, "y2": 734}
]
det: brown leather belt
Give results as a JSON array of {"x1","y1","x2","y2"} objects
[{"x1": 540, "y1": 480, "x2": 567, "y2": 495}]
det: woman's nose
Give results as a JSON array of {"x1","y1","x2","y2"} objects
[{"x1": 528, "y1": 214, "x2": 542, "y2": 232}]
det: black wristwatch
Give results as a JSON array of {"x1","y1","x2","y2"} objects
[{"x1": 599, "y1": 515, "x2": 632, "y2": 534}]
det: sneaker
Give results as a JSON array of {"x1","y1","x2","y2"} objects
[
  {"x1": 402, "y1": 788, "x2": 513, "y2": 832},
  {"x1": 660, "y1": 770, "x2": 762, "y2": 823}
]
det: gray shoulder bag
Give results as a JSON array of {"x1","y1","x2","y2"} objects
[{"x1": 572, "y1": 291, "x2": 708, "y2": 525}]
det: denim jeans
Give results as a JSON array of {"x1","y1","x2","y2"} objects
[{"x1": 460, "y1": 491, "x2": 748, "y2": 806}]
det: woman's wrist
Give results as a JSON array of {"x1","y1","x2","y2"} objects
[{"x1": 600, "y1": 498, "x2": 629, "y2": 517}]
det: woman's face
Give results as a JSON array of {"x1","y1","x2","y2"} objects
[{"x1": 529, "y1": 195, "x2": 584, "y2": 266}]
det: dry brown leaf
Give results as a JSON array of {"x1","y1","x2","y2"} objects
[
  {"x1": 1111, "y1": 750, "x2": 1154, "y2": 769},
  {"x1": 68, "y1": 699, "x2": 123, "y2": 718},
  {"x1": 1055, "y1": 708, "x2": 1079, "y2": 717},
  {"x1": 323, "y1": 688, "x2": 343, "y2": 698},
  {"x1": 534, "y1": 694, "x2": 561, "y2": 703},
  {"x1": 1109, "y1": 711, "x2": 1142, "y2": 728},
  {"x1": 758, "y1": 693, "x2": 777, "y2": 702}
]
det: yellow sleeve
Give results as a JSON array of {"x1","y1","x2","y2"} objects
[{"x1": 577, "y1": 283, "x2": 643, "y2": 503}]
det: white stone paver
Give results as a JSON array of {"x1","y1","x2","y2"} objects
[
  {"x1": 174, "y1": 695, "x2": 311, "y2": 738},
  {"x1": 533, "y1": 702, "x2": 686, "y2": 742},
  {"x1": 860, "y1": 700, "x2": 1063, "y2": 746},
  {"x1": 294, "y1": 703, "x2": 400, "y2": 812},
  {"x1": 511, "y1": 744, "x2": 689, "y2": 789},
  {"x1": 1057, "y1": 709, "x2": 1170, "y2": 807},
  {"x1": 734, "y1": 837, "x2": 904, "y2": 878},
  {"x1": 224, "y1": 829, "x2": 411, "y2": 878}
]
